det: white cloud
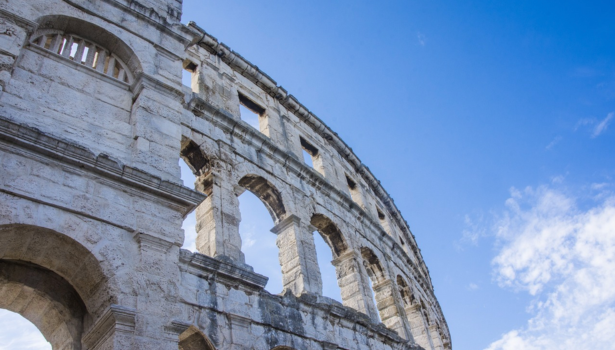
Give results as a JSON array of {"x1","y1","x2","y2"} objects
[
  {"x1": 592, "y1": 112, "x2": 613, "y2": 138},
  {"x1": 0, "y1": 310, "x2": 50, "y2": 350},
  {"x1": 485, "y1": 184, "x2": 615, "y2": 350},
  {"x1": 468, "y1": 283, "x2": 479, "y2": 291}
]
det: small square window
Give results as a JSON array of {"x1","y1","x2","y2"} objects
[{"x1": 300, "y1": 136, "x2": 325, "y2": 176}]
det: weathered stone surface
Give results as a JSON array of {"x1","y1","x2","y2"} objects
[{"x1": 0, "y1": 0, "x2": 451, "y2": 349}]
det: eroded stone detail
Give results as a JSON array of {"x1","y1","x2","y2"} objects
[{"x1": 0, "y1": 0, "x2": 451, "y2": 349}]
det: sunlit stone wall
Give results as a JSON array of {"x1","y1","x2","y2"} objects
[{"x1": 0, "y1": 0, "x2": 450, "y2": 349}]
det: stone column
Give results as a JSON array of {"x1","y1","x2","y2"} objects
[
  {"x1": 429, "y1": 325, "x2": 445, "y2": 350},
  {"x1": 332, "y1": 251, "x2": 379, "y2": 322},
  {"x1": 373, "y1": 279, "x2": 410, "y2": 340},
  {"x1": 271, "y1": 215, "x2": 322, "y2": 295},
  {"x1": 405, "y1": 304, "x2": 434, "y2": 350},
  {"x1": 195, "y1": 172, "x2": 245, "y2": 264}
]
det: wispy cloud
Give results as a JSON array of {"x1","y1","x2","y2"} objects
[
  {"x1": 417, "y1": 32, "x2": 427, "y2": 46},
  {"x1": 592, "y1": 112, "x2": 613, "y2": 138},
  {"x1": 484, "y1": 184, "x2": 615, "y2": 350},
  {"x1": 545, "y1": 136, "x2": 562, "y2": 150},
  {"x1": 574, "y1": 112, "x2": 614, "y2": 138},
  {"x1": 467, "y1": 283, "x2": 480, "y2": 291}
]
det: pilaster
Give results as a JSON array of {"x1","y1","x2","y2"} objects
[
  {"x1": 372, "y1": 279, "x2": 411, "y2": 340},
  {"x1": 195, "y1": 172, "x2": 245, "y2": 264},
  {"x1": 271, "y1": 214, "x2": 323, "y2": 295},
  {"x1": 332, "y1": 250, "x2": 379, "y2": 322},
  {"x1": 405, "y1": 304, "x2": 434, "y2": 350}
]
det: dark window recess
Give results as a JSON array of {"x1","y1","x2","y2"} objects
[
  {"x1": 238, "y1": 92, "x2": 265, "y2": 115},
  {"x1": 377, "y1": 207, "x2": 386, "y2": 221},
  {"x1": 300, "y1": 137, "x2": 319, "y2": 156},
  {"x1": 183, "y1": 60, "x2": 198, "y2": 73},
  {"x1": 346, "y1": 175, "x2": 357, "y2": 190}
]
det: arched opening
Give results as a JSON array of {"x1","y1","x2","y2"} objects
[
  {"x1": 360, "y1": 247, "x2": 387, "y2": 323},
  {"x1": 0, "y1": 224, "x2": 111, "y2": 350},
  {"x1": 238, "y1": 175, "x2": 285, "y2": 224},
  {"x1": 178, "y1": 326, "x2": 215, "y2": 350},
  {"x1": 236, "y1": 174, "x2": 287, "y2": 293},
  {"x1": 397, "y1": 275, "x2": 415, "y2": 307},
  {"x1": 0, "y1": 260, "x2": 86, "y2": 349},
  {"x1": 237, "y1": 189, "x2": 281, "y2": 293},
  {"x1": 313, "y1": 233, "x2": 342, "y2": 302},
  {"x1": 310, "y1": 214, "x2": 348, "y2": 257},
  {"x1": 179, "y1": 138, "x2": 210, "y2": 252},
  {"x1": 0, "y1": 309, "x2": 51, "y2": 349},
  {"x1": 33, "y1": 15, "x2": 142, "y2": 79},
  {"x1": 360, "y1": 247, "x2": 386, "y2": 284},
  {"x1": 310, "y1": 214, "x2": 349, "y2": 302}
]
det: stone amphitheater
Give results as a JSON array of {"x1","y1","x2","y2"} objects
[{"x1": 0, "y1": 0, "x2": 451, "y2": 349}]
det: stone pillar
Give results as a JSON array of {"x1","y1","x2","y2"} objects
[
  {"x1": 373, "y1": 279, "x2": 410, "y2": 340},
  {"x1": 129, "y1": 77, "x2": 184, "y2": 181},
  {"x1": 405, "y1": 304, "x2": 434, "y2": 350},
  {"x1": 195, "y1": 172, "x2": 245, "y2": 264},
  {"x1": 429, "y1": 325, "x2": 445, "y2": 350},
  {"x1": 271, "y1": 215, "x2": 322, "y2": 295},
  {"x1": 332, "y1": 251, "x2": 379, "y2": 322}
]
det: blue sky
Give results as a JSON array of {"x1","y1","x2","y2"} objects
[{"x1": 2, "y1": 1, "x2": 615, "y2": 349}]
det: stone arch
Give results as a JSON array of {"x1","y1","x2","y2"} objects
[
  {"x1": 0, "y1": 224, "x2": 112, "y2": 312},
  {"x1": 360, "y1": 247, "x2": 386, "y2": 284},
  {"x1": 310, "y1": 213, "x2": 348, "y2": 258},
  {"x1": 0, "y1": 260, "x2": 87, "y2": 350},
  {"x1": 32, "y1": 15, "x2": 142, "y2": 80},
  {"x1": 0, "y1": 224, "x2": 112, "y2": 349},
  {"x1": 238, "y1": 174, "x2": 286, "y2": 223},
  {"x1": 397, "y1": 275, "x2": 415, "y2": 307},
  {"x1": 178, "y1": 326, "x2": 216, "y2": 350}
]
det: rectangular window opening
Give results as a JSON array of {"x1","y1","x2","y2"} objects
[
  {"x1": 81, "y1": 45, "x2": 90, "y2": 64},
  {"x1": 238, "y1": 92, "x2": 265, "y2": 131},
  {"x1": 302, "y1": 149, "x2": 314, "y2": 167},
  {"x1": 43, "y1": 36, "x2": 53, "y2": 50},
  {"x1": 300, "y1": 136, "x2": 325, "y2": 176},
  {"x1": 300, "y1": 136, "x2": 319, "y2": 167},
  {"x1": 182, "y1": 60, "x2": 198, "y2": 92},
  {"x1": 377, "y1": 207, "x2": 386, "y2": 221},
  {"x1": 69, "y1": 41, "x2": 79, "y2": 60}
]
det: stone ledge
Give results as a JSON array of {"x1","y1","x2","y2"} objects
[
  {"x1": 179, "y1": 249, "x2": 269, "y2": 291},
  {"x1": 0, "y1": 116, "x2": 206, "y2": 213}
]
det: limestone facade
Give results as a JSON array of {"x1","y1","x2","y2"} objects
[{"x1": 0, "y1": 0, "x2": 451, "y2": 349}]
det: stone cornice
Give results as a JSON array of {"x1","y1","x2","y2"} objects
[
  {"x1": 179, "y1": 249, "x2": 269, "y2": 291},
  {"x1": 186, "y1": 21, "x2": 432, "y2": 290},
  {"x1": 0, "y1": 116, "x2": 206, "y2": 215}
]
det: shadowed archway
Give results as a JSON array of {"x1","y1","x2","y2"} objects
[
  {"x1": 0, "y1": 224, "x2": 112, "y2": 350},
  {"x1": 178, "y1": 326, "x2": 216, "y2": 350},
  {"x1": 238, "y1": 175, "x2": 286, "y2": 223}
]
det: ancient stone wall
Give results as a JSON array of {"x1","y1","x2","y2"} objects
[{"x1": 0, "y1": 0, "x2": 451, "y2": 349}]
